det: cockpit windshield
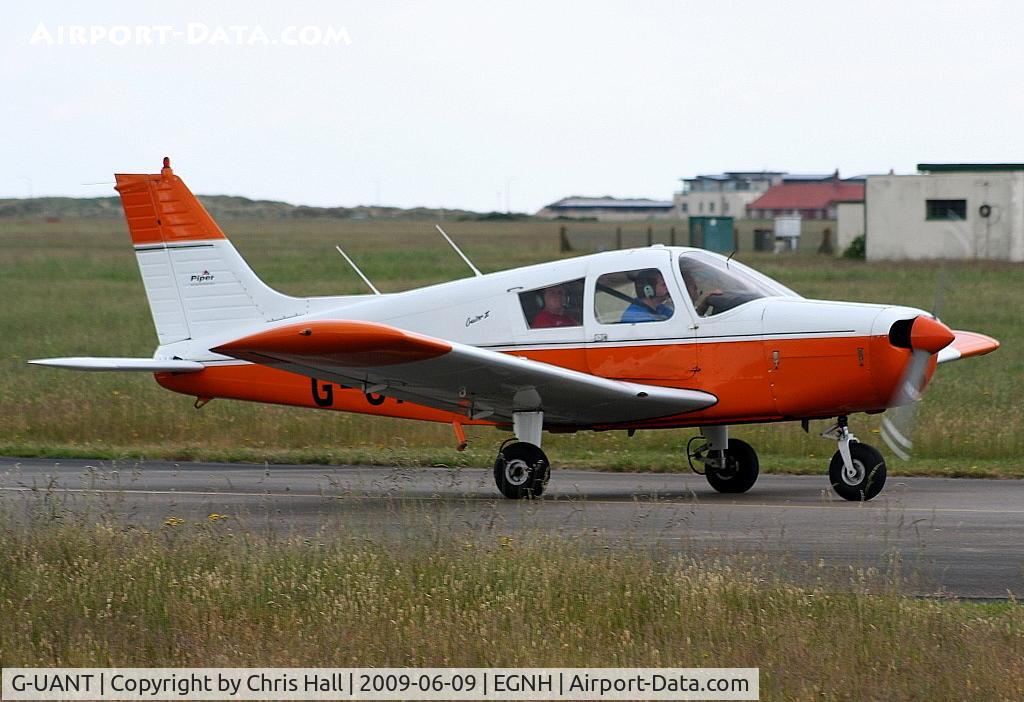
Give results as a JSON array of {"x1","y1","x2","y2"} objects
[{"x1": 678, "y1": 251, "x2": 799, "y2": 316}]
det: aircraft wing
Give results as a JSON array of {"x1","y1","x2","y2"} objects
[
  {"x1": 211, "y1": 320, "x2": 717, "y2": 426},
  {"x1": 936, "y1": 330, "x2": 1000, "y2": 364}
]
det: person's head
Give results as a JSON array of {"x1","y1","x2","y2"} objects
[
  {"x1": 635, "y1": 270, "x2": 668, "y2": 303},
  {"x1": 542, "y1": 286, "x2": 567, "y2": 314},
  {"x1": 680, "y1": 269, "x2": 699, "y2": 299}
]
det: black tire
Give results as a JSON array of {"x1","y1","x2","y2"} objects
[
  {"x1": 494, "y1": 441, "x2": 550, "y2": 499},
  {"x1": 829, "y1": 441, "x2": 887, "y2": 501},
  {"x1": 705, "y1": 438, "x2": 759, "y2": 494}
]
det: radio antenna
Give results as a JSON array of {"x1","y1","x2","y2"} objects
[
  {"x1": 435, "y1": 225, "x2": 482, "y2": 277},
  {"x1": 335, "y1": 245, "x2": 381, "y2": 295}
]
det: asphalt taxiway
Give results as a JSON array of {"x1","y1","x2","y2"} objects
[{"x1": 1, "y1": 457, "x2": 1021, "y2": 598}]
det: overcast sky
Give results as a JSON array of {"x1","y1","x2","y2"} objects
[{"x1": 2, "y1": 1, "x2": 1022, "y2": 212}]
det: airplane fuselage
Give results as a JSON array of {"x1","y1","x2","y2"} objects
[{"x1": 154, "y1": 245, "x2": 930, "y2": 430}]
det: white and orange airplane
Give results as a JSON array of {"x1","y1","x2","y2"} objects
[{"x1": 31, "y1": 159, "x2": 1000, "y2": 501}]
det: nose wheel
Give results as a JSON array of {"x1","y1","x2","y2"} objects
[
  {"x1": 822, "y1": 417, "x2": 887, "y2": 501},
  {"x1": 828, "y1": 441, "x2": 886, "y2": 501},
  {"x1": 494, "y1": 440, "x2": 550, "y2": 499}
]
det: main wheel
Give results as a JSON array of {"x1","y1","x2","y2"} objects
[
  {"x1": 705, "y1": 438, "x2": 759, "y2": 494},
  {"x1": 494, "y1": 441, "x2": 550, "y2": 499},
  {"x1": 829, "y1": 441, "x2": 887, "y2": 501}
]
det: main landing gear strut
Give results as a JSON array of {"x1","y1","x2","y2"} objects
[
  {"x1": 687, "y1": 425, "x2": 760, "y2": 494},
  {"x1": 494, "y1": 411, "x2": 550, "y2": 499}
]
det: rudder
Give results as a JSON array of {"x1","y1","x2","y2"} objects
[{"x1": 115, "y1": 158, "x2": 305, "y2": 345}]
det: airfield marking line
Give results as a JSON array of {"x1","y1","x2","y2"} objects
[
  {"x1": 1, "y1": 486, "x2": 1022, "y2": 515},
  {"x1": 0, "y1": 486, "x2": 437, "y2": 501}
]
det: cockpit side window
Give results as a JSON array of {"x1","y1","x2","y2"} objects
[
  {"x1": 678, "y1": 252, "x2": 787, "y2": 316},
  {"x1": 519, "y1": 278, "x2": 584, "y2": 329},
  {"x1": 594, "y1": 268, "x2": 675, "y2": 324}
]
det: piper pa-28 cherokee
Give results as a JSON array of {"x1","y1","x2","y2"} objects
[{"x1": 32, "y1": 159, "x2": 1000, "y2": 501}]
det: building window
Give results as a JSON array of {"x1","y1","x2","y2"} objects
[
  {"x1": 723, "y1": 201, "x2": 730, "y2": 214},
  {"x1": 681, "y1": 202, "x2": 688, "y2": 213},
  {"x1": 926, "y1": 199, "x2": 967, "y2": 220},
  {"x1": 709, "y1": 201, "x2": 715, "y2": 213}
]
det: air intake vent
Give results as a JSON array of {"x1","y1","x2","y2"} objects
[{"x1": 888, "y1": 318, "x2": 914, "y2": 349}]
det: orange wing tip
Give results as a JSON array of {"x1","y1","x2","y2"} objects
[
  {"x1": 951, "y1": 331, "x2": 1000, "y2": 358},
  {"x1": 938, "y1": 331, "x2": 1000, "y2": 364},
  {"x1": 212, "y1": 320, "x2": 452, "y2": 367}
]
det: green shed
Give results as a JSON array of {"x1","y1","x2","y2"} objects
[{"x1": 688, "y1": 216, "x2": 735, "y2": 253}]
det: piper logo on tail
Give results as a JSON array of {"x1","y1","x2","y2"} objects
[{"x1": 189, "y1": 270, "x2": 214, "y2": 284}]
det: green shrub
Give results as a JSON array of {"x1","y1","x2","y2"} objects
[{"x1": 842, "y1": 234, "x2": 866, "y2": 259}]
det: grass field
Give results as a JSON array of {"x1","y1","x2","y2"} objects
[
  {"x1": 0, "y1": 218, "x2": 1020, "y2": 476},
  {"x1": 2, "y1": 508, "x2": 1022, "y2": 701}
]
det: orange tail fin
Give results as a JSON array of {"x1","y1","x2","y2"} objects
[
  {"x1": 113, "y1": 158, "x2": 303, "y2": 346},
  {"x1": 114, "y1": 157, "x2": 226, "y2": 245}
]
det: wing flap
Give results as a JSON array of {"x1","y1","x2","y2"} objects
[
  {"x1": 212, "y1": 320, "x2": 717, "y2": 426},
  {"x1": 936, "y1": 330, "x2": 1000, "y2": 364}
]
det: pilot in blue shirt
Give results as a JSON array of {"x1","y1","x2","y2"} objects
[{"x1": 620, "y1": 271, "x2": 674, "y2": 323}]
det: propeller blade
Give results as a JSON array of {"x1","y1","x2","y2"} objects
[
  {"x1": 880, "y1": 347, "x2": 931, "y2": 460},
  {"x1": 881, "y1": 409, "x2": 914, "y2": 460}
]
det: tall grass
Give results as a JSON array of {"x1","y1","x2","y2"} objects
[
  {"x1": 0, "y1": 513, "x2": 1021, "y2": 701},
  {"x1": 0, "y1": 219, "x2": 1019, "y2": 474}
]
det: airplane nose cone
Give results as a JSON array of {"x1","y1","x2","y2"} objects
[{"x1": 910, "y1": 315, "x2": 955, "y2": 354}]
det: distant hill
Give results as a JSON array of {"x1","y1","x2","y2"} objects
[{"x1": 0, "y1": 195, "x2": 515, "y2": 221}]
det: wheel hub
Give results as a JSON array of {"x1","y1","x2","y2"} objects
[
  {"x1": 504, "y1": 458, "x2": 531, "y2": 486},
  {"x1": 842, "y1": 459, "x2": 866, "y2": 486}
]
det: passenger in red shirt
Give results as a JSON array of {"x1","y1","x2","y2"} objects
[{"x1": 531, "y1": 286, "x2": 579, "y2": 328}]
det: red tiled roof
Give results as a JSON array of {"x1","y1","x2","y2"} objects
[{"x1": 748, "y1": 181, "x2": 864, "y2": 210}]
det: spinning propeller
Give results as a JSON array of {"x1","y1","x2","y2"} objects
[
  {"x1": 880, "y1": 314, "x2": 954, "y2": 459},
  {"x1": 880, "y1": 217, "x2": 971, "y2": 460}
]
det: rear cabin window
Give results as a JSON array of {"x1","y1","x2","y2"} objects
[
  {"x1": 519, "y1": 279, "x2": 584, "y2": 329},
  {"x1": 594, "y1": 268, "x2": 675, "y2": 324}
]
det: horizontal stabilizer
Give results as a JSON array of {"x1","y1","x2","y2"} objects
[
  {"x1": 936, "y1": 331, "x2": 1000, "y2": 364},
  {"x1": 28, "y1": 357, "x2": 204, "y2": 373}
]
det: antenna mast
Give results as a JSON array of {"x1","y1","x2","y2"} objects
[
  {"x1": 335, "y1": 245, "x2": 381, "y2": 295},
  {"x1": 435, "y1": 225, "x2": 482, "y2": 277}
]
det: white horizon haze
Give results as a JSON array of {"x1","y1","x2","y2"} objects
[{"x1": 2, "y1": 1, "x2": 1022, "y2": 213}]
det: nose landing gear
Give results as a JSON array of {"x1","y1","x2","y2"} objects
[{"x1": 822, "y1": 416, "x2": 887, "y2": 501}]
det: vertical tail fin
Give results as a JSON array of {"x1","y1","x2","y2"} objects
[{"x1": 115, "y1": 158, "x2": 305, "y2": 345}]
